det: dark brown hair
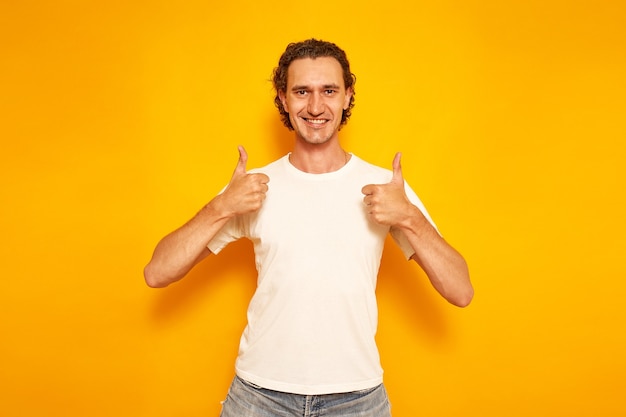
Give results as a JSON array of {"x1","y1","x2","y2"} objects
[{"x1": 272, "y1": 39, "x2": 356, "y2": 130}]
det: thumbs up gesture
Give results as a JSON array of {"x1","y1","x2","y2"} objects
[
  {"x1": 215, "y1": 146, "x2": 269, "y2": 217},
  {"x1": 361, "y1": 152, "x2": 413, "y2": 226}
]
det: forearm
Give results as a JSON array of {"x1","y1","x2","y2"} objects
[
  {"x1": 399, "y1": 206, "x2": 474, "y2": 307},
  {"x1": 143, "y1": 197, "x2": 231, "y2": 288},
  {"x1": 144, "y1": 146, "x2": 269, "y2": 288}
]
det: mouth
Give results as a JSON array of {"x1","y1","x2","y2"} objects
[{"x1": 303, "y1": 117, "x2": 329, "y2": 127}]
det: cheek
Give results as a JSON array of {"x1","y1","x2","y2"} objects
[{"x1": 284, "y1": 98, "x2": 300, "y2": 115}]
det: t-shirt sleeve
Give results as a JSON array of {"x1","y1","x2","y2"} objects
[
  {"x1": 207, "y1": 216, "x2": 243, "y2": 255},
  {"x1": 389, "y1": 181, "x2": 440, "y2": 260},
  {"x1": 206, "y1": 184, "x2": 245, "y2": 255}
]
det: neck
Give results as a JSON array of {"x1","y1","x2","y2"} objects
[{"x1": 289, "y1": 138, "x2": 350, "y2": 174}]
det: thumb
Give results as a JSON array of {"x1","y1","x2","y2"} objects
[
  {"x1": 391, "y1": 152, "x2": 403, "y2": 184},
  {"x1": 233, "y1": 145, "x2": 248, "y2": 177}
]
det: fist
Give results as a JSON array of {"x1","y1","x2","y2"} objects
[
  {"x1": 219, "y1": 146, "x2": 269, "y2": 216},
  {"x1": 361, "y1": 152, "x2": 412, "y2": 226}
]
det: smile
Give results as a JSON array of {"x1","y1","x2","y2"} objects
[{"x1": 304, "y1": 118, "x2": 328, "y2": 125}]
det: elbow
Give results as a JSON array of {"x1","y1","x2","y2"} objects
[
  {"x1": 143, "y1": 263, "x2": 170, "y2": 288},
  {"x1": 449, "y1": 285, "x2": 474, "y2": 308},
  {"x1": 435, "y1": 279, "x2": 474, "y2": 307},
  {"x1": 446, "y1": 261, "x2": 474, "y2": 308}
]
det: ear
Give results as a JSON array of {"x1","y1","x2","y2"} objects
[
  {"x1": 343, "y1": 87, "x2": 353, "y2": 110},
  {"x1": 278, "y1": 90, "x2": 289, "y2": 112}
]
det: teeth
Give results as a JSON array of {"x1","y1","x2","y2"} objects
[{"x1": 307, "y1": 119, "x2": 327, "y2": 124}]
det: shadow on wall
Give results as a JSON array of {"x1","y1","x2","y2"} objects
[
  {"x1": 148, "y1": 239, "x2": 257, "y2": 323},
  {"x1": 377, "y1": 237, "x2": 452, "y2": 346}
]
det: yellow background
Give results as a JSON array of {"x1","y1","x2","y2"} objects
[{"x1": 2, "y1": 1, "x2": 625, "y2": 416}]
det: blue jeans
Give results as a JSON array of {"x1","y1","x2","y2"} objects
[{"x1": 220, "y1": 376, "x2": 392, "y2": 417}]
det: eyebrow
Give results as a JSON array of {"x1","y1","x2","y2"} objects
[{"x1": 290, "y1": 83, "x2": 341, "y2": 91}]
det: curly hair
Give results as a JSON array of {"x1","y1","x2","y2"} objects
[{"x1": 272, "y1": 39, "x2": 356, "y2": 131}]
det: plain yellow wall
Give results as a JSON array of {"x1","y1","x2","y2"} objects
[{"x1": 1, "y1": 1, "x2": 625, "y2": 416}]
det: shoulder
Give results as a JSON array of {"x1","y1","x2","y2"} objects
[
  {"x1": 350, "y1": 155, "x2": 393, "y2": 182},
  {"x1": 248, "y1": 155, "x2": 288, "y2": 175}
]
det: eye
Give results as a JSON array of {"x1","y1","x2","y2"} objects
[
  {"x1": 296, "y1": 90, "x2": 307, "y2": 96},
  {"x1": 325, "y1": 89, "x2": 337, "y2": 95}
]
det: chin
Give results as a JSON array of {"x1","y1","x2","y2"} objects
[
  {"x1": 294, "y1": 129, "x2": 331, "y2": 145},
  {"x1": 302, "y1": 135, "x2": 333, "y2": 145}
]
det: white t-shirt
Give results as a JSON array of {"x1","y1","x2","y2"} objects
[{"x1": 208, "y1": 154, "x2": 436, "y2": 395}]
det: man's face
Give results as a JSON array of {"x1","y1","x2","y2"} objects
[{"x1": 279, "y1": 57, "x2": 353, "y2": 145}]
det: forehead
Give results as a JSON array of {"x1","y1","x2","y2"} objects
[{"x1": 286, "y1": 57, "x2": 345, "y2": 88}]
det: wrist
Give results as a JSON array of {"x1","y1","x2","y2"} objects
[
  {"x1": 397, "y1": 204, "x2": 430, "y2": 234},
  {"x1": 203, "y1": 194, "x2": 233, "y2": 221}
]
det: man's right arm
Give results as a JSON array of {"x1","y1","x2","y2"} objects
[{"x1": 143, "y1": 146, "x2": 269, "y2": 288}]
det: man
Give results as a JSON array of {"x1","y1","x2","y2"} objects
[{"x1": 144, "y1": 39, "x2": 473, "y2": 417}]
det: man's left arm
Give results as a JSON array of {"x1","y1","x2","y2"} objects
[{"x1": 362, "y1": 153, "x2": 473, "y2": 307}]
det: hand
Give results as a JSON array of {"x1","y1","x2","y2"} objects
[
  {"x1": 361, "y1": 152, "x2": 413, "y2": 226},
  {"x1": 214, "y1": 146, "x2": 269, "y2": 217}
]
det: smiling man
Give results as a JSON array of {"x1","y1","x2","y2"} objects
[{"x1": 144, "y1": 39, "x2": 473, "y2": 417}]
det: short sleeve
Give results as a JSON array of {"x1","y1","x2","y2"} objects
[{"x1": 207, "y1": 216, "x2": 244, "y2": 255}]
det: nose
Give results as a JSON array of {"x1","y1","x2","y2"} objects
[{"x1": 307, "y1": 93, "x2": 323, "y2": 116}]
